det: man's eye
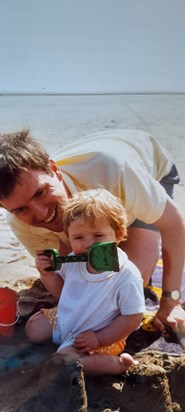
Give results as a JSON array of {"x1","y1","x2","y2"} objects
[
  {"x1": 15, "y1": 207, "x2": 27, "y2": 216},
  {"x1": 36, "y1": 189, "x2": 46, "y2": 198}
]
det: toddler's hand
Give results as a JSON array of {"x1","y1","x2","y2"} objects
[
  {"x1": 35, "y1": 250, "x2": 52, "y2": 275},
  {"x1": 74, "y1": 330, "x2": 99, "y2": 353}
]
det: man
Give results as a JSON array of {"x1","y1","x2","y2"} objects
[{"x1": 0, "y1": 128, "x2": 185, "y2": 334}]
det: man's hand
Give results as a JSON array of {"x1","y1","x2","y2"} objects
[
  {"x1": 74, "y1": 330, "x2": 99, "y2": 354},
  {"x1": 153, "y1": 298, "x2": 185, "y2": 336}
]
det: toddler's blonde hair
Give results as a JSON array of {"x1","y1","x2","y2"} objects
[{"x1": 62, "y1": 188, "x2": 127, "y2": 241}]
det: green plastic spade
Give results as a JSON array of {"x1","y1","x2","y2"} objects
[{"x1": 44, "y1": 241, "x2": 120, "y2": 272}]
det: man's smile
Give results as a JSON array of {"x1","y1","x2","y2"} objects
[{"x1": 44, "y1": 207, "x2": 57, "y2": 223}]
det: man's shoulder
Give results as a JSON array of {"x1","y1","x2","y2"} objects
[{"x1": 7, "y1": 212, "x2": 31, "y2": 231}]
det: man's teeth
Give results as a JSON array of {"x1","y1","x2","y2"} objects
[{"x1": 45, "y1": 209, "x2": 56, "y2": 223}]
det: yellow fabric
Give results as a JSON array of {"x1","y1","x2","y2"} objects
[
  {"x1": 141, "y1": 285, "x2": 162, "y2": 332},
  {"x1": 141, "y1": 310, "x2": 158, "y2": 332},
  {"x1": 90, "y1": 339, "x2": 125, "y2": 356},
  {"x1": 41, "y1": 307, "x2": 58, "y2": 329},
  {"x1": 146, "y1": 285, "x2": 162, "y2": 301}
]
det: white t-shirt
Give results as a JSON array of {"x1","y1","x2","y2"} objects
[
  {"x1": 53, "y1": 248, "x2": 145, "y2": 351},
  {"x1": 8, "y1": 129, "x2": 172, "y2": 256}
]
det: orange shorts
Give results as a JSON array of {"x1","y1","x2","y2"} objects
[{"x1": 41, "y1": 307, "x2": 125, "y2": 356}]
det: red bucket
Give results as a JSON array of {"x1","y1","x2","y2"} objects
[{"x1": 0, "y1": 287, "x2": 19, "y2": 338}]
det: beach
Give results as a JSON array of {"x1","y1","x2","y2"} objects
[
  {"x1": 1, "y1": 94, "x2": 185, "y2": 289},
  {"x1": 1, "y1": 94, "x2": 185, "y2": 411}
]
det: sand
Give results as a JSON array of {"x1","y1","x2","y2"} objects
[{"x1": 1, "y1": 94, "x2": 185, "y2": 411}]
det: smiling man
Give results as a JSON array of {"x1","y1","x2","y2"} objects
[
  {"x1": 4, "y1": 168, "x2": 68, "y2": 230},
  {"x1": 0, "y1": 128, "x2": 185, "y2": 335}
]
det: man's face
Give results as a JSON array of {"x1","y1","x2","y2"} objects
[{"x1": 1, "y1": 169, "x2": 69, "y2": 231}]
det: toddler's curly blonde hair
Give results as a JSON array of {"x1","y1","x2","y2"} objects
[{"x1": 62, "y1": 188, "x2": 127, "y2": 241}]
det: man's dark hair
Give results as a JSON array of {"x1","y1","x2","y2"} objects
[{"x1": 0, "y1": 129, "x2": 51, "y2": 200}]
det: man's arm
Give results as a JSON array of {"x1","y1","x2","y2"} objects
[{"x1": 154, "y1": 197, "x2": 185, "y2": 330}]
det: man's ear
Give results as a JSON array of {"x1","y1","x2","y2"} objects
[{"x1": 49, "y1": 159, "x2": 63, "y2": 181}]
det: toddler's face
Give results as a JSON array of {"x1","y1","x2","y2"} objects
[{"x1": 68, "y1": 215, "x2": 118, "y2": 255}]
